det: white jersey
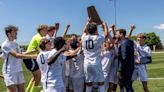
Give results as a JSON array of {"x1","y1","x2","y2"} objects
[
  {"x1": 82, "y1": 34, "x2": 105, "y2": 65},
  {"x1": 132, "y1": 44, "x2": 151, "y2": 82},
  {"x1": 69, "y1": 50, "x2": 84, "y2": 78},
  {"x1": 46, "y1": 35, "x2": 55, "y2": 48},
  {"x1": 47, "y1": 49, "x2": 66, "y2": 89},
  {"x1": 36, "y1": 50, "x2": 50, "y2": 89},
  {"x1": 137, "y1": 44, "x2": 151, "y2": 57},
  {"x1": 101, "y1": 50, "x2": 115, "y2": 78},
  {"x1": 1, "y1": 40, "x2": 23, "y2": 74}
]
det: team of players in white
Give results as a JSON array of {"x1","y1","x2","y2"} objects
[{"x1": 1, "y1": 21, "x2": 151, "y2": 92}]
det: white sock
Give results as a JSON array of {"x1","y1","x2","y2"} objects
[
  {"x1": 120, "y1": 89, "x2": 124, "y2": 92},
  {"x1": 99, "y1": 85, "x2": 105, "y2": 92},
  {"x1": 86, "y1": 86, "x2": 92, "y2": 92}
]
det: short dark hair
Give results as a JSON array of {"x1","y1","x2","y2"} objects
[
  {"x1": 5, "y1": 25, "x2": 18, "y2": 37},
  {"x1": 70, "y1": 40, "x2": 79, "y2": 49},
  {"x1": 87, "y1": 22, "x2": 97, "y2": 34},
  {"x1": 53, "y1": 37, "x2": 65, "y2": 50},
  {"x1": 48, "y1": 26, "x2": 55, "y2": 32},
  {"x1": 39, "y1": 38, "x2": 50, "y2": 50},
  {"x1": 117, "y1": 29, "x2": 126, "y2": 37}
]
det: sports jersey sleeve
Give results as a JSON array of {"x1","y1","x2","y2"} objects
[
  {"x1": 2, "y1": 45, "x2": 12, "y2": 55},
  {"x1": 146, "y1": 46, "x2": 152, "y2": 56},
  {"x1": 99, "y1": 35, "x2": 105, "y2": 45},
  {"x1": 81, "y1": 33, "x2": 86, "y2": 41},
  {"x1": 48, "y1": 49, "x2": 57, "y2": 59}
]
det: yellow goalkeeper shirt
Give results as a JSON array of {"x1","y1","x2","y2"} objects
[{"x1": 27, "y1": 33, "x2": 42, "y2": 54}]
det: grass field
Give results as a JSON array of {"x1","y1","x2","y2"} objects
[{"x1": 0, "y1": 53, "x2": 164, "y2": 92}]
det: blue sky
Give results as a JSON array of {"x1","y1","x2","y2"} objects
[{"x1": 0, "y1": 0, "x2": 164, "y2": 45}]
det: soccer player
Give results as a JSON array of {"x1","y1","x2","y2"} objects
[
  {"x1": 1, "y1": 25, "x2": 36, "y2": 92},
  {"x1": 81, "y1": 18, "x2": 108, "y2": 92},
  {"x1": 101, "y1": 40, "x2": 115, "y2": 91},
  {"x1": 45, "y1": 37, "x2": 80, "y2": 92},
  {"x1": 36, "y1": 38, "x2": 52, "y2": 92},
  {"x1": 69, "y1": 39, "x2": 85, "y2": 92},
  {"x1": 132, "y1": 33, "x2": 151, "y2": 92},
  {"x1": 23, "y1": 24, "x2": 48, "y2": 92},
  {"x1": 64, "y1": 34, "x2": 79, "y2": 92}
]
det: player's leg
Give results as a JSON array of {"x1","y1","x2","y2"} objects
[
  {"x1": 84, "y1": 63, "x2": 94, "y2": 92},
  {"x1": 96, "y1": 64, "x2": 105, "y2": 92},
  {"x1": 23, "y1": 59, "x2": 41, "y2": 86},
  {"x1": 30, "y1": 71, "x2": 42, "y2": 92},
  {"x1": 3, "y1": 73, "x2": 17, "y2": 92},
  {"x1": 17, "y1": 83, "x2": 25, "y2": 92},
  {"x1": 108, "y1": 82, "x2": 114, "y2": 92},
  {"x1": 26, "y1": 78, "x2": 33, "y2": 92},
  {"x1": 28, "y1": 70, "x2": 41, "y2": 92},
  {"x1": 32, "y1": 69, "x2": 41, "y2": 86},
  {"x1": 23, "y1": 59, "x2": 41, "y2": 92},
  {"x1": 17, "y1": 71, "x2": 25, "y2": 92},
  {"x1": 85, "y1": 82, "x2": 93, "y2": 92},
  {"x1": 139, "y1": 65, "x2": 149, "y2": 92},
  {"x1": 98, "y1": 82, "x2": 105, "y2": 92},
  {"x1": 7, "y1": 85, "x2": 17, "y2": 92},
  {"x1": 112, "y1": 84, "x2": 117, "y2": 92},
  {"x1": 108, "y1": 70, "x2": 116, "y2": 92},
  {"x1": 142, "y1": 81, "x2": 149, "y2": 92}
]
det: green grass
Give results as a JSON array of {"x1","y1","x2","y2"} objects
[{"x1": 0, "y1": 53, "x2": 164, "y2": 92}]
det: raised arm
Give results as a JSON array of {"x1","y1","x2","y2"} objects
[
  {"x1": 110, "y1": 24, "x2": 116, "y2": 36},
  {"x1": 53, "y1": 23, "x2": 60, "y2": 38},
  {"x1": 127, "y1": 24, "x2": 135, "y2": 38},
  {"x1": 82, "y1": 17, "x2": 92, "y2": 35},
  {"x1": 101, "y1": 22, "x2": 109, "y2": 39},
  {"x1": 63, "y1": 24, "x2": 70, "y2": 39}
]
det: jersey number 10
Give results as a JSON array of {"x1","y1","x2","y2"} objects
[{"x1": 86, "y1": 40, "x2": 94, "y2": 49}]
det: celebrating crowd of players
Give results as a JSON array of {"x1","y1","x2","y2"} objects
[{"x1": 1, "y1": 18, "x2": 151, "y2": 92}]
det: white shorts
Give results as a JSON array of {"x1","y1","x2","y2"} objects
[
  {"x1": 84, "y1": 63, "x2": 104, "y2": 82},
  {"x1": 108, "y1": 68, "x2": 119, "y2": 84},
  {"x1": 132, "y1": 64, "x2": 147, "y2": 81},
  {"x1": 71, "y1": 77, "x2": 85, "y2": 92},
  {"x1": 3, "y1": 71, "x2": 25, "y2": 86}
]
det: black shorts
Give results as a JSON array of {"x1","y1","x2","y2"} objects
[{"x1": 23, "y1": 59, "x2": 39, "y2": 72}]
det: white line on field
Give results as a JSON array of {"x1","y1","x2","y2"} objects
[
  {"x1": 148, "y1": 78, "x2": 164, "y2": 80},
  {"x1": 152, "y1": 52, "x2": 164, "y2": 54}
]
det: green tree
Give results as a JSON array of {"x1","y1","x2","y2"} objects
[
  {"x1": 145, "y1": 32, "x2": 163, "y2": 50},
  {"x1": 130, "y1": 32, "x2": 163, "y2": 50}
]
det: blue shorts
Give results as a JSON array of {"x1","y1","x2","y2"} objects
[{"x1": 23, "y1": 59, "x2": 39, "y2": 72}]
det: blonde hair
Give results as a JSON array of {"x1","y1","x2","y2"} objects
[{"x1": 37, "y1": 24, "x2": 48, "y2": 33}]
